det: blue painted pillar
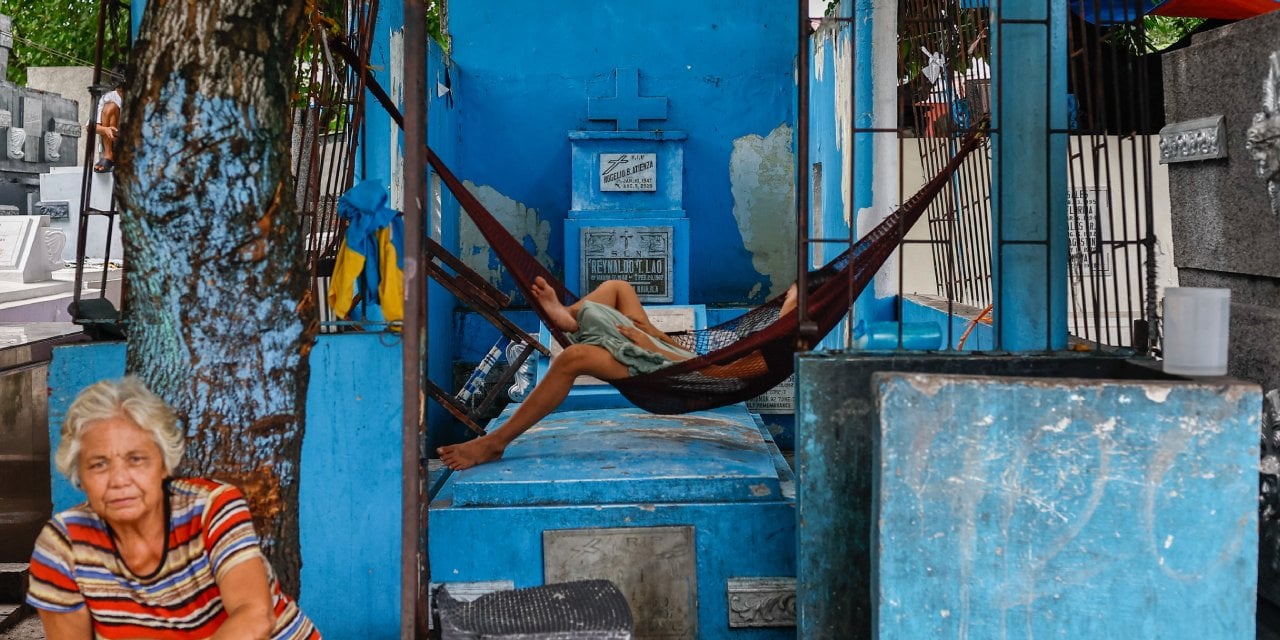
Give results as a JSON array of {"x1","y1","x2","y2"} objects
[
  {"x1": 365, "y1": 2, "x2": 404, "y2": 188},
  {"x1": 848, "y1": 0, "x2": 890, "y2": 333},
  {"x1": 991, "y1": 0, "x2": 1068, "y2": 350}
]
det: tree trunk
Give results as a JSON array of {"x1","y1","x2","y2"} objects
[{"x1": 116, "y1": 0, "x2": 313, "y2": 595}]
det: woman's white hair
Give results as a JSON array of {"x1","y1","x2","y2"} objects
[{"x1": 55, "y1": 376, "x2": 184, "y2": 488}]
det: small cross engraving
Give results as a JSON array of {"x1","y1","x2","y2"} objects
[{"x1": 588, "y1": 67, "x2": 668, "y2": 131}]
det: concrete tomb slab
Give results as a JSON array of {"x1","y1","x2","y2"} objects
[{"x1": 450, "y1": 405, "x2": 781, "y2": 507}]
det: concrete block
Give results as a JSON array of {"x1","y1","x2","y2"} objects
[
  {"x1": 873, "y1": 372, "x2": 1260, "y2": 638},
  {"x1": 795, "y1": 353, "x2": 1189, "y2": 639}
]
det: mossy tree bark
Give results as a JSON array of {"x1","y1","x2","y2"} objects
[{"x1": 116, "y1": 0, "x2": 314, "y2": 595}]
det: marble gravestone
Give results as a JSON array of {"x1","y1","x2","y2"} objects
[
  {"x1": 1162, "y1": 9, "x2": 1280, "y2": 609},
  {"x1": 0, "y1": 215, "x2": 66, "y2": 283}
]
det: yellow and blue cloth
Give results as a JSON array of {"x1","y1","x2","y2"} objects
[{"x1": 328, "y1": 179, "x2": 405, "y2": 323}]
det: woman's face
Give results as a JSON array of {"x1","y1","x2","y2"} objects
[{"x1": 78, "y1": 417, "x2": 168, "y2": 529}]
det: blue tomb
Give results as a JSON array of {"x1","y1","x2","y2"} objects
[{"x1": 429, "y1": 404, "x2": 797, "y2": 639}]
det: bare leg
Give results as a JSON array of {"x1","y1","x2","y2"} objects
[
  {"x1": 437, "y1": 344, "x2": 629, "y2": 470},
  {"x1": 98, "y1": 101, "x2": 120, "y2": 168},
  {"x1": 569, "y1": 279, "x2": 675, "y2": 337},
  {"x1": 532, "y1": 276, "x2": 578, "y2": 332}
]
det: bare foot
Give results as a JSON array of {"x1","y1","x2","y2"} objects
[
  {"x1": 532, "y1": 276, "x2": 578, "y2": 332},
  {"x1": 437, "y1": 437, "x2": 506, "y2": 470}
]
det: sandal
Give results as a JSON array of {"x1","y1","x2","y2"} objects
[{"x1": 93, "y1": 159, "x2": 114, "y2": 173}]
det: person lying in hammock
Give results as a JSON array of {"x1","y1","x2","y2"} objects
[{"x1": 436, "y1": 276, "x2": 799, "y2": 470}]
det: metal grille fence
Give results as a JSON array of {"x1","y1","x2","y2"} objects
[{"x1": 897, "y1": 0, "x2": 1161, "y2": 351}]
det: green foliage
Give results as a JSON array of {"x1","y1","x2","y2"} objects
[
  {"x1": 0, "y1": 0, "x2": 130, "y2": 86},
  {"x1": 1142, "y1": 15, "x2": 1203, "y2": 51},
  {"x1": 427, "y1": 0, "x2": 447, "y2": 52},
  {"x1": 1104, "y1": 16, "x2": 1204, "y2": 54}
]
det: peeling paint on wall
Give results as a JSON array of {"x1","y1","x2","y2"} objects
[
  {"x1": 430, "y1": 173, "x2": 443, "y2": 241},
  {"x1": 730, "y1": 124, "x2": 797, "y2": 300},
  {"x1": 459, "y1": 180, "x2": 554, "y2": 293},
  {"x1": 388, "y1": 29, "x2": 405, "y2": 211},
  {"x1": 815, "y1": 27, "x2": 854, "y2": 223}
]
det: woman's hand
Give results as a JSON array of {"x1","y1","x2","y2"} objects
[{"x1": 616, "y1": 323, "x2": 648, "y2": 346}]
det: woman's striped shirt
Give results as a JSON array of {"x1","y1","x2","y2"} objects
[{"x1": 27, "y1": 478, "x2": 320, "y2": 639}]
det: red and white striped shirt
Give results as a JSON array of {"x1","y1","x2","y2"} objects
[{"x1": 27, "y1": 478, "x2": 320, "y2": 639}]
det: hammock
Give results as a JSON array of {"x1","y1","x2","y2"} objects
[{"x1": 426, "y1": 128, "x2": 986, "y2": 414}]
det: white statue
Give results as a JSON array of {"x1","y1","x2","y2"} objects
[
  {"x1": 41, "y1": 228, "x2": 66, "y2": 271},
  {"x1": 6, "y1": 127, "x2": 24, "y2": 160},
  {"x1": 1245, "y1": 51, "x2": 1280, "y2": 218},
  {"x1": 43, "y1": 131, "x2": 62, "y2": 162}
]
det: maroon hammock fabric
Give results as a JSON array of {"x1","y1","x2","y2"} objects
[{"x1": 426, "y1": 130, "x2": 986, "y2": 415}]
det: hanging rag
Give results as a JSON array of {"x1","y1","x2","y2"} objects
[{"x1": 328, "y1": 179, "x2": 405, "y2": 323}]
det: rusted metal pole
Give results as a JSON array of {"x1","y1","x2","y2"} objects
[
  {"x1": 73, "y1": 0, "x2": 111, "y2": 313},
  {"x1": 796, "y1": 0, "x2": 815, "y2": 349},
  {"x1": 401, "y1": 0, "x2": 428, "y2": 638}
]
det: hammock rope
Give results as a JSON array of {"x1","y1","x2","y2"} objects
[{"x1": 426, "y1": 128, "x2": 987, "y2": 414}]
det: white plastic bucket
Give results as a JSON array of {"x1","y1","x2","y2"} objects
[{"x1": 1162, "y1": 287, "x2": 1231, "y2": 376}]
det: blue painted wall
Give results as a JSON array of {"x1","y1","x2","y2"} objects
[
  {"x1": 48, "y1": 336, "x2": 405, "y2": 638},
  {"x1": 424, "y1": 38, "x2": 467, "y2": 448},
  {"x1": 442, "y1": 0, "x2": 796, "y2": 305}
]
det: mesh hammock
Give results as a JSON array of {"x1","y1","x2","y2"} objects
[{"x1": 426, "y1": 129, "x2": 986, "y2": 415}]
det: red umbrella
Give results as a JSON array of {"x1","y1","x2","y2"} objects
[{"x1": 1151, "y1": 0, "x2": 1280, "y2": 19}]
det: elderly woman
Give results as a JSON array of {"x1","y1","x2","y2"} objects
[{"x1": 26, "y1": 377, "x2": 320, "y2": 639}]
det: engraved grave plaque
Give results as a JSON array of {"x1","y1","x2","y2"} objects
[
  {"x1": 726, "y1": 577, "x2": 796, "y2": 628},
  {"x1": 1159, "y1": 115, "x2": 1227, "y2": 164},
  {"x1": 582, "y1": 225, "x2": 673, "y2": 303},
  {"x1": 36, "y1": 201, "x2": 69, "y2": 221},
  {"x1": 746, "y1": 375, "x2": 795, "y2": 414},
  {"x1": 0, "y1": 217, "x2": 32, "y2": 269},
  {"x1": 48, "y1": 118, "x2": 82, "y2": 138},
  {"x1": 545, "y1": 526, "x2": 696, "y2": 640},
  {"x1": 1067, "y1": 187, "x2": 1112, "y2": 276},
  {"x1": 600, "y1": 152, "x2": 657, "y2": 192}
]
